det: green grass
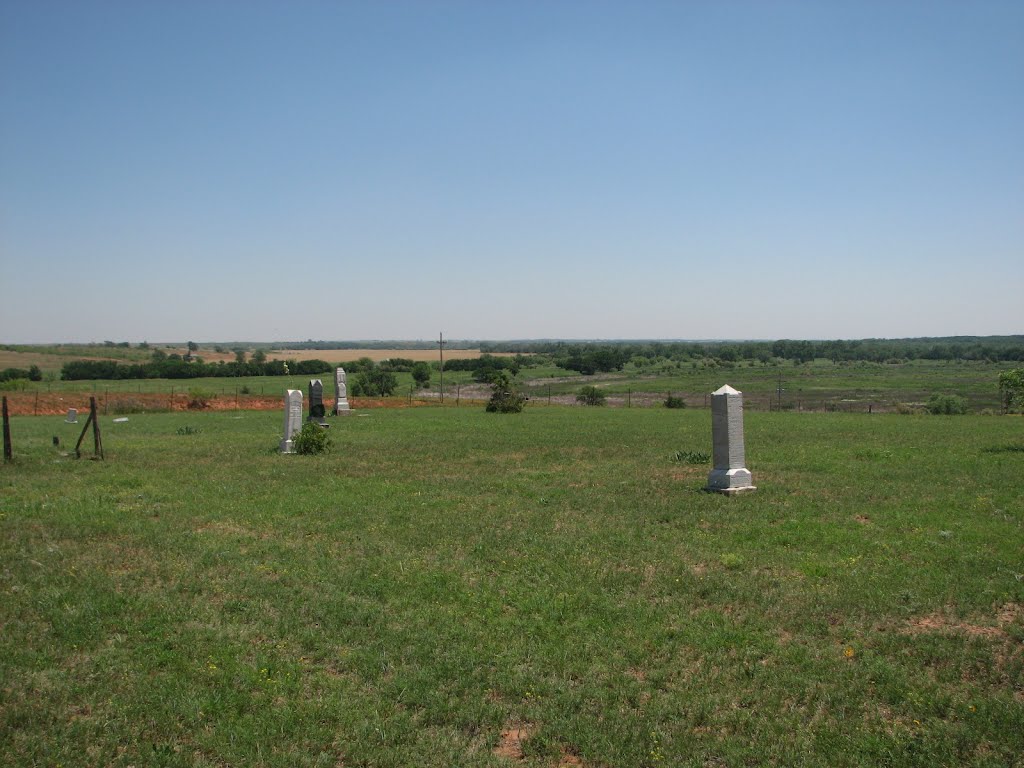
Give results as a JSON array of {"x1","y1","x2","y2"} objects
[
  {"x1": 19, "y1": 359, "x2": 1016, "y2": 415},
  {"x1": 527, "y1": 360, "x2": 1016, "y2": 411},
  {"x1": 1, "y1": 407, "x2": 1022, "y2": 766}
]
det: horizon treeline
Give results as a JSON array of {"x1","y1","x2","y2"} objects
[
  {"x1": 59, "y1": 356, "x2": 334, "y2": 381},
  {"x1": 482, "y1": 336, "x2": 1024, "y2": 366}
]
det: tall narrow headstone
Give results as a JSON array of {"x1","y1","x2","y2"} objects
[
  {"x1": 65, "y1": 408, "x2": 78, "y2": 423},
  {"x1": 308, "y1": 379, "x2": 328, "y2": 425},
  {"x1": 280, "y1": 389, "x2": 303, "y2": 453},
  {"x1": 334, "y1": 368, "x2": 351, "y2": 415},
  {"x1": 707, "y1": 384, "x2": 756, "y2": 494}
]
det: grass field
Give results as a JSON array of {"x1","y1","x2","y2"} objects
[
  {"x1": 527, "y1": 360, "x2": 1016, "y2": 412},
  {"x1": 4, "y1": 360, "x2": 1016, "y2": 418},
  {"x1": 2, "y1": 406, "x2": 1022, "y2": 767},
  {"x1": 0, "y1": 346, "x2": 510, "y2": 374}
]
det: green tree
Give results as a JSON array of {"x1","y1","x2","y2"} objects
[
  {"x1": 353, "y1": 367, "x2": 399, "y2": 397},
  {"x1": 252, "y1": 349, "x2": 267, "y2": 365},
  {"x1": 234, "y1": 348, "x2": 247, "y2": 364},
  {"x1": 998, "y1": 368, "x2": 1024, "y2": 413},
  {"x1": 486, "y1": 371, "x2": 527, "y2": 413},
  {"x1": 411, "y1": 361, "x2": 431, "y2": 389}
]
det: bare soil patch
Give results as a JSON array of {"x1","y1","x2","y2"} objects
[
  {"x1": 0, "y1": 392, "x2": 431, "y2": 416},
  {"x1": 904, "y1": 603, "x2": 1021, "y2": 639},
  {"x1": 493, "y1": 724, "x2": 535, "y2": 760},
  {"x1": 492, "y1": 723, "x2": 586, "y2": 767}
]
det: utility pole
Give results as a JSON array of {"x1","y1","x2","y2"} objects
[{"x1": 438, "y1": 332, "x2": 447, "y2": 404}]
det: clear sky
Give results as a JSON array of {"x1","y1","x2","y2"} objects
[{"x1": 1, "y1": 0, "x2": 1022, "y2": 344}]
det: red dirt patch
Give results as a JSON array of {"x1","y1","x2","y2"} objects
[
  {"x1": 854, "y1": 515, "x2": 870, "y2": 524},
  {"x1": 0, "y1": 392, "x2": 434, "y2": 417},
  {"x1": 493, "y1": 724, "x2": 535, "y2": 760},
  {"x1": 492, "y1": 723, "x2": 588, "y2": 767}
]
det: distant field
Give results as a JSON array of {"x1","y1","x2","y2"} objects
[
  {"x1": 0, "y1": 346, "x2": 512, "y2": 372},
  {"x1": 267, "y1": 348, "x2": 514, "y2": 364},
  {"x1": 1, "y1": 407, "x2": 1021, "y2": 766},
  {"x1": 0, "y1": 350, "x2": 72, "y2": 371}
]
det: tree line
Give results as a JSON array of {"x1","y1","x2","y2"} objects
[
  {"x1": 1, "y1": 365, "x2": 43, "y2": 383},
  {"x1": 60, "y1": 356, "x2": 333, "y2": 381},
  {"x1": 480, "y1": 336, "x2": 1024, "y2": 373}
]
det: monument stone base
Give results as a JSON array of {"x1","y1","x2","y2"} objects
[
  {"x1": 706, "y1": 468, "x2": 756, "y2": 495},
  {"x1": 280, "y1": 438, "x2": 295, "y2": 454}
]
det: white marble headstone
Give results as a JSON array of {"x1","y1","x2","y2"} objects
[
  {"x1": 280, "y1": 389, "x2": 302, "y2": 453},
  {"x1": 65, "y1": 408, "x2": 78, "y2": 424},
  {"x1": 334, "y1": 367, "x2": 350, "y2": 415},
  {"x1": 707, "y1": 384, "x2": 756, "y2": 494}
]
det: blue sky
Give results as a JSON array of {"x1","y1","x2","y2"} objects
[{"x1": 1, "y1": 0, "x2": 1021, "y2": 343}]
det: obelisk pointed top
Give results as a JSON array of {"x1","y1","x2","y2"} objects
[{"x1": 712, "y1": 384, "x2": 741, "y2": 396}]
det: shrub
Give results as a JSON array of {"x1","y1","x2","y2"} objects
[
  {"x1": 486, "y1": 371, "x2": 527, "y2": 414},
  {"x1": 293, "y1": 421, "x2": 332, "y2": 455},
  {"x1": 109, "y1": 397, "x2": 148, "y2": 414},
  {"x1": 176, "y1": 425, "x2": 201, "y2": 435},
  {"x1": 0, "y1": 367, "x2": 31, "y2": 382},
  {"x1": 664, "y1": 394, "x2": 686, "y2": 409},
  {"x1": 187, "y1": 389, "x2": 213, "y2": 410},
  {"x1": 0, "y1": 378, "x2": 30, "y2": 391},
  {"x1": 926, "y1": 394, "x2": 968, "y2": 415},
  {"x1": 999, "y1": 368, "x2": 1024, "y2": 413},
  {"x1": 670, "y1": 450, "x2": 710, "y2": 464},
  {"x1": 576, "y1": 386, "x2": 607, "y2": 406}
]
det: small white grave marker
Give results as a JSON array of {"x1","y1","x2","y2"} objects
[
  {"x1": 65, "y1": 408, "x2": 78, "y2": 423},
  {"x1": 707, "y1": 384, "x2": 756, "y2": 495}
]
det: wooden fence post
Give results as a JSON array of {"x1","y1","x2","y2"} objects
[
  {"x1": 2, "y1": 396, "x2": 12, "y2": 463},
  {"x1": 91, "y1": 397, "x2": 103, "y2": 459},
  {"x1": 74, "y1": 396, "x2": 103, "y2": 460}
]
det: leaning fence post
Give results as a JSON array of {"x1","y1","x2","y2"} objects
[
  {"x1": 2, "y1": 396, "x2": 12, "y2": 463},
  {"x1": 91, "y1": 397, "x2": 103, "y2": 459},
  {"x1": 74, "y1": 396, "x2": 103, "y2": 460}
]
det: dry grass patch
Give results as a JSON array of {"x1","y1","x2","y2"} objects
[{"x1": 904, "y1": 603, "x2": 1021, "y2": 639}]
